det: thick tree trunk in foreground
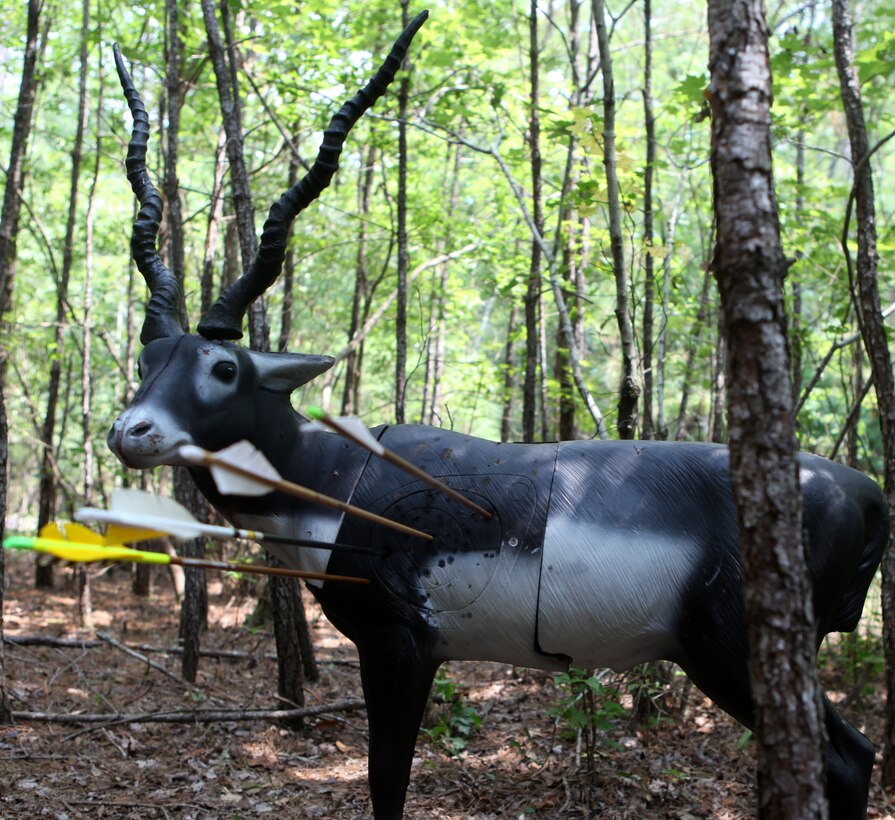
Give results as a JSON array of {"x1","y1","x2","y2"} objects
[
  {"x1": 707, "y1": 0, "x2": 827, "y2": 815},
  {"x1": 831, "y1": 0, "x2": 895, "y2": 788}
]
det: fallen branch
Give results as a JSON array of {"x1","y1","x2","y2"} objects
[
  {"x1": 3, "y1": 635, "x2": 103, "y2": 649},
  {"x1": 12, "y1": 698, "x2": 365, "y2": 725},
  {"x1": 95, "y1": 631, "x2": 192, "y2": 689},
  {"x1": 3, "y1": 633, "x2": 360, "y2": 667}
]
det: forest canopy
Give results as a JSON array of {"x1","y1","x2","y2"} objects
[{"x1": 0, "y1": 0, "x2": 892, "y2": 521}]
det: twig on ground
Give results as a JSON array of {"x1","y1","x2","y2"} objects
[
  {"x1": 3, "y1": 635, "x2": 104, "y2": 649},
  {"x1": 5, "y1": 634, "x2": 360, "y2": 667},
  {"x1": 95, "y1": 631, "x2": 193, "y2": 690},
  {"x1": 15, "y1": 698, "x2": 364, "y2": 725}
]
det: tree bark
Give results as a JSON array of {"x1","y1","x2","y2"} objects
[
  {"x1": 268, "y1": 556, "x2": 314, "y2": 730},
  {"x1": 501, "y1": 305, "x2": 518, "y2": 443},
  {"x1": 831, "y1": 0, "x2": 895, "y2": 788},
  {"x1": 395, "y1": 0, "x2": 411, "y2": 424},
  {"x1": 593, "y1": 0, "x2": 639, "y2": 439},
  {"x1": 422, "y1": 142, "x2": 462, "y2": 427},
  {"x1": 657, "y1": 174, "x2": 685, "y2": 440},
  {"x1": 175, "y1": 470, "x2": 209, "y2": 684},
  {"x1": 708, "y1": 0, "x2": 827, "y2": 815},
  {"x1": 0, "y1": 352, "x2": 10, "y2": 723},
  {"x1": 640, "y1": 0, "x2": 656, "y2": 441},
  {"x1": 523, "y1": 0, "x2": 543, "y2": 444},
  {"x1": 77, "y1": 25, "x2": 105, "y2": 630},
  {"x1": 0, "y1": 0, "x2": 41, "y2": 316},
  {"x1": 165, "y1": 0, "x2": 209, "y2": 681},
  {"x1": 342, "y1": 145, "x2": 377, "y2": 416},
  {"x1": 163, "y1": 0, "x2": 186, "y2": 298},
  {"x1": 674, "y1": 267, "x2": 713, "y2": 441},
  {"x1": 0, "y1": 0, "x2": 43, "y2": 723},
  {"x1": 277, "y1": 123, "x2": 301, "y2": 353},
  {"x1": 201, "y1": 0, "x2": 265, "y2": 349},
  {"x1": 201, "y1": 128, "x2": 228, "y2": 317},
  {"x1": 35, "y1": 0, "x2": 89, "y2": 589},
  {"x1": 202, "y1": 5, "x2": 313, "y2": 700}
]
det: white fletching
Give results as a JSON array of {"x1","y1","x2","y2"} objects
[
  {"x1": 333, "y1": 415, "x2": 386, "y2": 456},
  {"x1": 209, "y1": 440, "x2": 281, "y2": 497},
  {"x1": 76, "y1": 488, "x2": 240, "y2": 542},
  {"x1": 178, "y1": 444, "x2": 207, "y2": 465},
  {"x1": 77, "y1": 489, "x2": 205, "y2": 539}
]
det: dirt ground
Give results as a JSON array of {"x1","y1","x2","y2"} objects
[{"x1": 1, "y1": 551, "x2": 892, "y2": 819}]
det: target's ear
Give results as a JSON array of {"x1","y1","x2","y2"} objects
[{"x1": 252, "y1": 352, "x2": 335, "y2": 394}]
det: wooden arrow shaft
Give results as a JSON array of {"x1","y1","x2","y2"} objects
[
  {"x1": 381, "y1": 450, "x2": 493, "y2": 519},
  {"x1": 200, "y1": 453, "x2": 433, "y2": 542},
  {"x1": 172, "y1": 555, "x2": 368, "y2": 585},
  {"x1": 313, "y1": 413, "x2": 492, "y2": 519}
]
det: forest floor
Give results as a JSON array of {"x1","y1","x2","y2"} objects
[{"x1": 1, "y1": 551, "x2": 892, "y2": 819}]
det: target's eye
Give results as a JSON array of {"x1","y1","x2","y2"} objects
[{"x1": 213, "y1": 361, "x2": 237, "y2": 383}]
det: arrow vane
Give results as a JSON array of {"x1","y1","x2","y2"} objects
[
  {"x1": 179, "y1": 441, "x2": 434, "y2": 542},
  {"x1": 305, "y1": 407, "x2": 492, "y2": 519},
  {"x1": 76, "y1": 489, "x2": 383, "y2": 557},
  {"x1": 4, "y1": 532, "x2": 370, "y2": 585}
]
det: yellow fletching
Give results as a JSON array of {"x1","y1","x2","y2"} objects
[
  {"x1": 104, "y1": 524, "x2": 169, "y2": 545},
  {"x1": 41, "y1": 521, "x2": 104, "y2": 545},
  {"x1": 9, "y1": 536, "x2": 170, "y2": 565}
]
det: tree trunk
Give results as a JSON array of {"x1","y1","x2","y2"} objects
[
  {"x1": 0, "y1": 352, "x2": 8, "y2": 722},
  {"x1": 166, "y1": 0, "x2": 208, "y2": 681},
  {"x1": 277, "y1": 123, "x2": 300, "y2": 353},
  {"x1": 673, "y1": 267, "x2": 712, "y2": 441},
  {"x1": 710, "y1": 320, "x2": 726, "y2": 443},
  {"x1": 422, "y1": 141, "x2": 462, "y2": 427},
  {"x1": 395, "y1": 0, "x2": 410, "y2": 424},
  {"x1": 201, "y1": 0, "x2": 264, "y2": 348},
  {"x1": 523, "y1": 0, "x2": 544, "y2": 444},
  {"x1": 163, "y1": 0, "x2": 186, "y2": 296},
  {"x1": 831, "y1": 0, "x2": 895, "y2": 788},
  {"x1": 342, "y1": 144, "x2": 377, "y2": 416},
  {"x1": 708, "y1": 0, "x2": 827, "y2": 815},
  {"x1": 35, "y1": 0, "x2": 89, "y2": 589},
  {"x1": 175, "y1": 469, "x2": 209, "y2": 684},
  {"x1": 201, "y1": 128, "x2": 227, "y2": 317},
  {"x1": 202, "y1": 2, "x2": 317, "y2": 700},
  {"x1": 0, "y1": 0, "x2": 43, "y2": 722},
  {"x1": 0, "y1": 0, "x2": 41, "y2": 316},
  {"x1": 593, "y1": 0, "x2": 639, "y2": 439},
  {"x1": 656, "y1": 175, "x2": 685, "y2": 440},
  {"x1": 640, "y1": 0, "x2": 656, "y2": 441},
  {"x1": 77, "y1": 27, "x2": 105, "y2": 630},
  {"x1": 501, "y1": 305, "x2": 518, "y2": 443},
  {"x1": 268, "y1": 554, "x2": 318, "y2": 728}
]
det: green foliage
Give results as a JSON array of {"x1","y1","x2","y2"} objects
[
  {"x1": 549, "y1": 668, "x2": 625, "y2": 781},
  {"x1": 821, "y1": 629, "x2": 886, "y2": 694},
  {"x1": 421, "y1": 669, "x2": 482, "y2": 756}
]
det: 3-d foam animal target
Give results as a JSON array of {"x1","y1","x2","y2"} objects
[{"x1": 108, "y1": 12, "x2": 886, "y2": 819}]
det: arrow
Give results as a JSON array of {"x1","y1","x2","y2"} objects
[
  {"x1": 179, "y1": 441, "x2": 434, "y2": 542},
  {"x1": 76, "y1": 489, "x2": 383, "y2": 557},
  {"x1": 4, "y1": 529, "x2": 369, "y2": 585},
  {"x1": 305, "y1": 407, "x2": 492, "y2": 520}
]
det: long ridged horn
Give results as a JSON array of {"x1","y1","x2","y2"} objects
[
  {"x1": 197, "y1": 10, "x2": 428, "y2": 341},
  {"x1": 114, "y1": 44, "x2": 184, "y2": 344}
]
